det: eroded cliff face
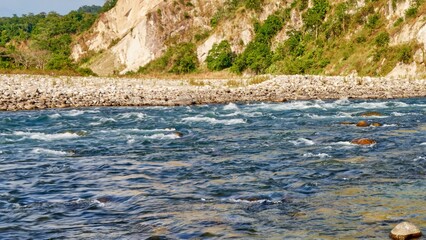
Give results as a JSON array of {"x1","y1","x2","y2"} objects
[
  {"x1": 73, "y1": 0, "x2": 230, "y2": 75},
  {"x1": 73, "y1": 0, "x2": 426, "y2": 78}
]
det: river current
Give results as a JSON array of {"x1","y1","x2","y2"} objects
[{"x1": 0, "y1": 98, "x2": 425, "y2": 239}]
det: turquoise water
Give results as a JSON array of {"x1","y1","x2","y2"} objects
[{"x1": 0, "y1": 98, "x2": 425, "y2": 239}]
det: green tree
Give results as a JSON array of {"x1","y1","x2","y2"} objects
[
  {"x1": 303, "y1": 0, "x2": 329, "y2": 37},
  {"x1": 206, "y1": 40, "x2": 234, "y2": 71}
]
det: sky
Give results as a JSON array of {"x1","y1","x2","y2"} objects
[{"x1": 0, "y1": 0, "x2": 106, "y2": 17}]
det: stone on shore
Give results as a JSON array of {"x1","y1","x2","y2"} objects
[
  {"x1": 351, "y1": 138, "x2": 376, "y2": 145},
  {"x1": 356, "y1": 120, "x2": 370, "y2": 127},
  {"x1": 390, "y1": 221, "x2": 422, "y2": 240}
]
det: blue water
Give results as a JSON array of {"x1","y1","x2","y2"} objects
[{"x1": 0, "y1": 98, "x2": 425, "y2": 239}]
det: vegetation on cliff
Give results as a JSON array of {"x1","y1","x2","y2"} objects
[
  {"x1": 1, "y1": 0, "x2": 425, "y2": 77},
  {"x1": 0, "y1": 1, "x2": 120, "y2": 75}
]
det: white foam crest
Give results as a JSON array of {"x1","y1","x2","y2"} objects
[
  {"x1": 228, "y1": 198, "x2": 281, "y2": 204},
  {"x1": 127, "y1": 136, "x2": 135, "y2": 144},
  {"x1": 305, "y1": 112, "x2": 353, "y2": 119},
  {"x1": 331, "y1": 141, "x2": 353, "y2": 146},
  {"x1": 289, "y1": 138, "x2": 315, "y2": 146},
  {"x1": 89, "y1": 117, "x2": 117, "y2": 126},
  {"x1": 99, "y1": 128, "x2": 176, "y2": 134},
  {"x1": 31, "y1": 148, "x2": 69, "y2": 156},
  {"x1": 420, "y1": 143, "x2": 426, "y2": 146},
  {"x1": 182, "y1": 116, "x2": 246, "y2": 125},
  {"x1": 414, "y1": 156, "x2": 426, "y2": 161},
  {"x1": 351, "y1": 102, "x2": 389, "y2": 109},
  {"x1": 255, "y1": 101, "x2": 327, "y2": 111},
  {"x1": 223, "y1": 103, "x2": 240, "y2": 111},
  {"x1": 64, "y1": 110, "x2": 86, "y2": 117},
  {"x1": 144, "y1": 133, "x2": 181, "y2": 140},
  {"x1": 303, "y1": 153, "x2": 331, "y2": 159},
  {"x1": 391, "y1": 112, "x2": 422, "y2": 116},
  {"x1": 118, "y1": 112, "x2": 146, "y2": 120},
  {"x1": 382, "y1": 124, "x2": 398, "y2": 127},
  {"x1": 49, "y1": 113, "x2": 61, "y2": 119},
  {"x1": 14, "y1": 131, "x2": 80, "y2": 141}
]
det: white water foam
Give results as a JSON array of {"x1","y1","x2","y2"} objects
[
  {"x1": 144, "y1": 133, "x2": 181, "y2": 140},
  {"x1": 331, "y1": 141, "x2": 353, "y2": 146},
  {"x1": 303, "y1": 153, "x2": 331, "y2": 159},
  {"x1": 14, "y1": 131, "x2": 80, "y2": 141},
  {"x1": 382, "y1": 124, "x2": 398, "y2": 127},
  {"x1": 252, "y1": 101, "x2": 327, "y2": 111},
  {"x1": 289, "y1": 138, "x2": 315, "y2": 146},
  {"x1": 223, "y1": 103, "x2": 240, "y2": 111},
  {"x1": 64, "y1": 110, "x2": 86, "y2": 117},
  {"x1": 391, "y1": 112, "x2": 422, "y2": 117},
  {"x1": 49, "y1": 113, "x2": 61, "y2": 119},
  {"x1": 99, "y1": 128, "x2": 176, "y2": 134},
  {"x1": 228, "y1": 198, "x2": 281, "y2": 204},
  {"x1": 31, "y1": 148, "x2": 69, "y2": 156},
  {"x1": 89, "y1": 117, "x2": 117, "y2": 126},
  {"x1": 305, "y1": 112, "x2": 353, "y2": 119},
  {"x1": 414, "y1": 156, "x2": 426, "y2": 161},
  {"x1": 420, "y1": 143, "x2": 426, "y2": 146},
  {"x1": 118, "y1": 112, "x2": 146, "y2": 120},
  {"x1": 182, "y1": 116, "x2": 246, "y2": 125}
]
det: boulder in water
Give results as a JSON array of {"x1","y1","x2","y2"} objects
[
  {"x1": 360, "y1": 111, "x2": 383, "y2": 117},
  {"x1": 356, "y1": 120, "x2": 370, "y2": 127},
  {"x1": 390, "y1": 221, "x2": 422, "y2": 240},
  {"x1": 174, "y1": 131, "x2": 183, "y2": 137},
  {"x1": 351, "y1": 138, "x2": 376, "y2": 145}
]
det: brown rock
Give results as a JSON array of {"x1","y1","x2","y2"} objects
[
  {"x1": 371, "y1": 122, "x2": 382, "y2": 127},
  {"x1": 390, "y1": 221, "x2": 422, "y2": 240},
  {"x1": 351, "y1": 138, "x2": 377, "y2": 145},
  {"x1": 360, "y1": 111, "x2": 383, "y2": 117},
  {"x1": 356, "y1": 120, "x2": 370, "y2": 127}
]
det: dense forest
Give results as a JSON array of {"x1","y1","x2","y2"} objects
[{"x1": 0, "y1": 0, "x2": 118, "y2": 75}]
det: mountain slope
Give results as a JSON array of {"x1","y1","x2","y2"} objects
[{"x1": 73, "y1": 0, "x2": 426, "y2": 78}]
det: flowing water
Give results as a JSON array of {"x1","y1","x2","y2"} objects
[{"x1": 0, "y1": 98, "x2": 425, "y2": 239}]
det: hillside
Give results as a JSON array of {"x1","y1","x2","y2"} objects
[
  {"x1": 1, "y1": 0, "x2": 425, "y2": 78},
  {"x1": 69, "y1": 0, "x2": 426, "y2": 78}
]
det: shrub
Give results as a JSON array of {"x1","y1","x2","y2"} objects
[
  {"x1": 366, "y1": 13, "x2": 380, "y2": 29},
  {"x1": 375, "y1": 31, "x2": 390, "y2": 47},
  {"x1": 139, "y1": 42, "x2": 198, "y2": 74},
  {"x1": 76, "y1": 67, "x2": 98, "y2": 76},
  {"x1": 397, "y1": 45, "x2": 413, "y2": 63},
  {"x1": 244, "y1": 0, "x2": 262, "y2": 11},
  {"x1": 405, "y1": 6, "x2": 418, "y2": 18},
  {"x1": 393, "y1": 17, "x2": 403, "y2": 27},
  {"x1": 206, "y1": 40, "x2": 234, "y2": 71}
]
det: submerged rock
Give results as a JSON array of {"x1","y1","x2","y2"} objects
[
  {"x1": 356, "y1": 120, "x2": 370, "y2": 127},
  {"x1": 371, "y1": 122, "x2": 382, "y2": 127},
  {"x1": 360, "y1": 111, "x2": 383, "y2": 117},
  {"x1": 173, "y1": 131, "x2": 183, "y2": 137},
  {"x1": 351, "y1": 138, "x2": 377, "y2": 145},
  {"x1": 390, "y1": 221, "x2": 422, "y2": 240}
]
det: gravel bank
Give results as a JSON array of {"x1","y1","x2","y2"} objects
[{"x1": 0, "y1": 74, "x2": 425, "y2": 111}]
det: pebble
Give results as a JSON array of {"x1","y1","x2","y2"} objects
[{"x1": 0, "y1": 74, "x2": 425, "y2": 111}]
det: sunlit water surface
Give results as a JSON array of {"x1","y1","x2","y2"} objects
[{"x1": 0, "y1": 98, "x2": 425, "y2": 239}]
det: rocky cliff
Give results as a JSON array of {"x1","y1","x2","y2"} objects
[{"x1": 73, "y1": 0, "x2": 426, "y2": 78}]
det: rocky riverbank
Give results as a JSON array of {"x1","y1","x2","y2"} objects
[{"x1": 0, "y1": 74, "x2": 425, "y2": 111}]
